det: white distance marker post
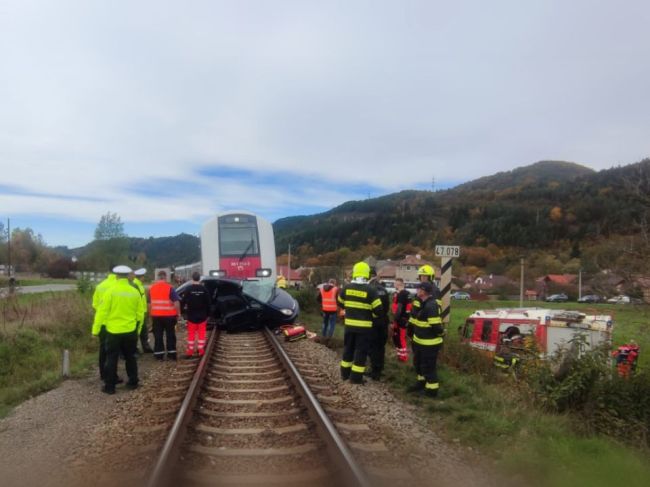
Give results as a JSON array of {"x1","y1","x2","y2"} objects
[{"x1": 435, "y1": 245, "x2": 460, "y2": 325}]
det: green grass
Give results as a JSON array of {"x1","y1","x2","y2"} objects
[
  {"x1": 297, "y1": 300, "x2": 650, "y2": 487},
  {"x1": 0, "y1": 291, "x2": 96, "y2": 417}
]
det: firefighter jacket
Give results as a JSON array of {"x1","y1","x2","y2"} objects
[
  {"x1": 93, "y1": 278, "x2": 144, "y2": 336},
  {"x1": 411, "y1": 295, "x2": 443, "y2": 346},
  {"x1": 149, "y1": 281, "x2": 179, "y2": 317},
  {"x1": 409, "y1": 284, "x2": 442, "y2": 328},
  {"x1": 369, "y1": 280, "x2": 390, "y2": 328},
  {"x1": 132, "y1": 277, "x2": 147, "y2": 323},
  {"x1": 318, "y1": 284, "x2": 338, "y2": 312},
  {"x1": 337, "y1": 281, "x2": 382, "y2": 331},
  {"x1": 392, "y1": 289, "x2": 411, "y2": 327}
]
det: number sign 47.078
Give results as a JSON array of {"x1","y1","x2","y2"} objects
[{"x1": 435, "y1": 245, "x2": 460, "y2": 258}]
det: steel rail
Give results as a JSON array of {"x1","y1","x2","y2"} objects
[
  {"x1": 145, "y1": 327, "x2": 220, "y2": 487},
  {"x1": 264, "y1": 327, "x2": 373, "y2": 487}
]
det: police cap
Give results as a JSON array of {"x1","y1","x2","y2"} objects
[
  {"x1": 134, "y1": 268, "x2": 147, "y2": 277},
  {"x1": 112, "y1": 265, "x2": 133, "y2": 275}
]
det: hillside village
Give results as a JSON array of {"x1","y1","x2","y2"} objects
[{"x1": 276, "y1": 253, "x2": 645, "y2": 302}]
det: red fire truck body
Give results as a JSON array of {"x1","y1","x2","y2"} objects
[{"x1": 460, "y1": 308, "x2": 613, "y2": 358}]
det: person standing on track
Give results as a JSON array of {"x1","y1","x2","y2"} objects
[
  {"x1": 181, "y1": 272, "x2": 212, "y2": 358},
  {"x1": 94, "y1": 265, "x2": 144, "y2": 394},
  {"x1": 149, "y1": 270, "x2": 181, "y2": 361},
  {"x1": 132, "y1": 268, "x2": 153, "y2": 354},
  {"x1": 338, "y1": 262, "x2": 383, "y2": 385},
  {"x1": 391, "y1": 278, "x2": 411, "y2": 363},
  {"x1": 408, "y1": 264, "x2": 440, "y2": 339},
  {"x1": 408, "y1": 281, "x2": 443, "y2": 397},
  {"x1": 368, "y1": 268, "x2": 390, "y2": 381},
  {"x1": 92, "y1": 268, "x2": 117, "y2": 382},
  {"x1": 317, "y1": 278, "x2": 339, "y2": 338}
]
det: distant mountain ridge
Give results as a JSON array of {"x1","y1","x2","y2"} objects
[{"x1": 274, "y1": 159, "x2": 650, "y2": 253}]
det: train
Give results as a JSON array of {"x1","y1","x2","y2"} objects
[
  {"x1": 200, "y1": 211, "x2": 277, "y2": 281},
  {"x1": 173, "y1": 211, "x2": 298, "y2": 331}
]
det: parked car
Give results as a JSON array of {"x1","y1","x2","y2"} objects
[
  {"x1": 578, "y1": 294, "x2": 602, "y2": 303},
  {"x1": 546, "y1": 293, "x2": 568, "y2": 303},
  {"x1": 177, "y1": 277, "x2": 299, "y2": 332},
  {"x1": 606, "y1": 295, "x2": 633, "y2": 304},
  {"x1": 451, "y1": 291, "x2": 471, "y2": 300}
]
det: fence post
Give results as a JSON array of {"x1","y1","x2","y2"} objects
[{"x1": 62, "y1": 349, "x2": 70, "y2": 378}]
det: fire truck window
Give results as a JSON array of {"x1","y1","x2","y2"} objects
[{"x1": 481, "y1": 320, "x2": 493, "y2": 342}]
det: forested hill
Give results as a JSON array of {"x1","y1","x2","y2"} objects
[
  {"x1": 73, "y1": 233, "x2": 200, "y2": 269},
  {"x1": 274, "y1": 159, "x2": 650, "y2": 254}
]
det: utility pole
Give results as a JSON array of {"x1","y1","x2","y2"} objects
[
  {"x1": 287, "y1": 243, "x2": 291, "y2": 285},
  {"x1": 7, "y1": 218, "x2": 11, "y2": 278},
  {"x1": 578, "y1": 268, "x2": 582, "y2": 300},
  {"x1": 519, "y1": 257, "x2": 524, "y2": 307}
]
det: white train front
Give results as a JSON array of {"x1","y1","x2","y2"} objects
[{"x1": 200, "y1": 211, "x2": 277, "y2": 281}]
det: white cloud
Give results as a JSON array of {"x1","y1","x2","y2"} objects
[{"x1": 1, "y1": 0, "x2": 649, "y2": 228}]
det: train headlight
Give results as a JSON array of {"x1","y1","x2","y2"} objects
[
  {"x1": 256, "y1": 268, "x2": 272, "y2": 278},
  {"x1": 209, "y1": 270, "x2": 226, "y2": 277},
  {"x1": 280, "y1": 308, "x2": 293, "y2": 316}
]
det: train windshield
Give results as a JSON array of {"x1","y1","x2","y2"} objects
[
  {"x1": 218, "y1": 215, "x2": 260, "y2": 257},
  {"x1": 242, "y1": 280, "x2": 275, "y2": 303}
]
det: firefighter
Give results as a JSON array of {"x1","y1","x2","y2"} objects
[
  {"x1": 338, "y1": 262, "x2": 383, "y2": 384},
  {"x1": 317, "y1": 278, "x2": 339, "y2": 338},
  {"x1": 612, "y1": 342, "x2": 640, "y2": 378},
  {"x1": 181, "y1": 272, "x2": 212, "y2": 358},
  {"x1": 368, "y1": 267, "x2": 390, "y2": 380},
  {"x1": 276, "y1": 275, "x2": 287, "y2": 289},
  {"x1": 93, "y1": 265, "x2": 144, "y2": 394},
  {"x1": 149, "y1": 270, "x2": 181, "y2": 361},
  {"x1": 408, "y1": 281, "x2": 443, "y2": 397},
  {"x1": 92, "y1": 268, "x2": 117, "y2": 382},
  {"x1": 408, "y1": 264, "x2": 440, "y2": 339},
  {"x1": 132, "y1": 268, "x2": 153, "y2": 353},
  {"x1": 391, "y1": 278, "x2": 411, "y2": 362}
]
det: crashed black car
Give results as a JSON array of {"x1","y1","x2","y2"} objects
[{"x1": 176, "y1": 277, "x2": 299, "y2": 332}]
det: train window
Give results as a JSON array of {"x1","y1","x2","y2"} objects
[
  {"x1": 480, "y1": 320, "x2": 493, "y2": 342},
  {"x1": 218, "y1": 218, "x2": 260, "y2": 257}
]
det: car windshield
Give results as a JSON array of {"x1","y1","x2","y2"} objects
[{"x1": 241, "y1": 280, "x2": 275, "y2": 303}]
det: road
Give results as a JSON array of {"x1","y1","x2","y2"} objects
[{"x1": 0, "y1": 284, "x2": 76, "y2": 295}]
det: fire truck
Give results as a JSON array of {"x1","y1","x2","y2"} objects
[{"x1": 460, "y1": 308, "x2": 613, "y2": 366}]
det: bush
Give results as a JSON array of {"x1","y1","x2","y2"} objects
[
  {"x1": 287, "y1": 287, "x2": 318, "y2": 313},
  {"x1": 76, "y1": 276, "x2": 95, "y2": 295}
]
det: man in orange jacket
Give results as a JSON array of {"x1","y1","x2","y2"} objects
[
  {"x1": 149, "y1": 270, "x2": 181, "y2": 361},
  {"x1": 317, "y1": 279, "x2": 338, "y2": 337}
]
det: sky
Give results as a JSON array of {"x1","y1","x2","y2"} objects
[{"x1": 1, "y1": 0, "x2": 649, "y2": 248}]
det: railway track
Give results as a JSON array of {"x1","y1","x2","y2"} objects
[{"x1": 145, "y1": 327, "x2": 372, "y2": 487}]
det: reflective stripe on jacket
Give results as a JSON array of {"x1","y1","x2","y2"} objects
[
  {"x1": 93, "y1": 278, "x2": 144, "y2": 335},
  {"x1": 320, "y1": 287, "x2": 338, "y2": 312},
  {"x1": 412, "y1": 295, "x2": 444, "y2": 346},
  {"x1": 149, "y1": 281, "x2": 178, "y2": 317},
  {"x1": 337, "y1": 282, "x2": 382, "y2": 330}
]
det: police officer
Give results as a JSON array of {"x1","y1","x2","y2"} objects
[
  {"x1": 368, "y1": 268, "x2": 390, "y2": 380},
  {"x1": 92, "y1": 268, "x2": 117, "y2": 382},
  {"x1": 408, "y1": 281, "x2": 443, "y2": 397},
  {"x1": 338, "y1": 262, "x2": 383, "y2": 384},
  {"x1": 94, "y1": 265, "x2": 144, "y2": 394},
  {"x1": 132, "y1": 268, "x2": 153, "y2": 353}
]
